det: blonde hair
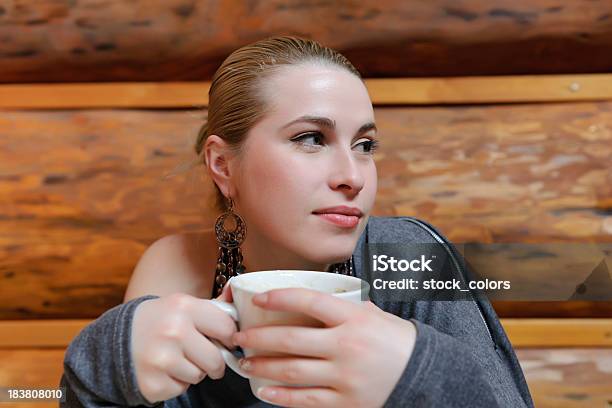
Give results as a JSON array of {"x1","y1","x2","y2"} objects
[{"x1": 194, "y1": 35, "x2": 363, "y2": 213}]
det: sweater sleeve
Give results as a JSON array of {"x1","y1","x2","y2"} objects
[
  {"x1": 60, "y1": 294, "x2": 167, "y2": 407},
  {"x1": 383, "y1": 318, "x2": 502, "y2": 408}
]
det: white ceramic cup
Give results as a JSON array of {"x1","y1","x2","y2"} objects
[{"x1": 208, "y1": 270, "x2": 370, "y2": 399}]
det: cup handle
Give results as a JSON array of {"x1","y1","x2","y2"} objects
[{"x1": 207, "y1": 299, "x2": 251, "y2": 379}]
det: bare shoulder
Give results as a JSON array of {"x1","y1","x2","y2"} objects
[{"x1": 123, "y1": 229, "x2": 217, "y2": 302}]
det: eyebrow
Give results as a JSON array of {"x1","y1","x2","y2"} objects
[{"x1": 281, "y1": 115, "x2": 377, "y2": 135}]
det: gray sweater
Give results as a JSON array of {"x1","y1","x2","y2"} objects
[{"x1": 60, "y1": 216, "x2": 535, "y2": 407}]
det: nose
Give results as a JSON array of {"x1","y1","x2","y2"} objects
[{"x1": 328, "y1": 146, "x2": 365, "y2": 196}]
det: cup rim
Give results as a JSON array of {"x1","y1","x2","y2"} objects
[{"x1": 228, "y1": 269, "x2": 370, "y2": 297}]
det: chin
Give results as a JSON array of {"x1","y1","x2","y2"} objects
[
  {"x1": 300, "y1": 217, "x2": 363, "y2": 257},
  {"x1": 305, "y1": 242, "x2": 356, "y2": 264}
]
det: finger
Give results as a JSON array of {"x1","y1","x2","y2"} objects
[
  {"x1": 145, "y1": 374, "x2": 189, "y2": 403},
  {"x1": 165, "y1": 356, "x2": 206, "y2": 385},
  {"x1": 189, "y1": 299, "x2": 237, "y2": 348},
  {"x1": 215, "y1": 282, "x2": 233, "y2": 303},
  {"x1": 164, "y1": 374, "x2": 190, "y2": 396},
  {"x1": 182, "y1": 328, "x2": 227, "y2": 379},
  {"x1": 253, "y1": 288, "x2": 357, "y2": 327},
  {"x1": 233, "y1": 326, "x2": 335, "y2": 358},
  {"x1": 240, "y1": 356, "x2": 339, "y2": 387},
  {"x1": 257, "y1": 385, "x2": 339, "y2": 408}
]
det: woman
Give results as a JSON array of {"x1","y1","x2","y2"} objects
[{"x1": 60, "y1": 36, "x2": 534, "y2": 407}]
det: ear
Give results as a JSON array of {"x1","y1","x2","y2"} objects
[{"x1": 204, "y1": 134, "x2": 237, "y2": 198}]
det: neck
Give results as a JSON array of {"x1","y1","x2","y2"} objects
[{"x1": 239, "y1": 228, "x2": 334, "y2": 273}]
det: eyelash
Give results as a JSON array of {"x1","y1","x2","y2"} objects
[{"x1": 291, "y1": 132, "x2": 380, "y2": 154}]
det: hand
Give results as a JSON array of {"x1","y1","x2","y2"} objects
[
  {"x1": 231, "y1": 288, "x2": 417, "y2": 408},
  {"x1": 131, "y1": 285, "x2": 237, "y2": 404}
]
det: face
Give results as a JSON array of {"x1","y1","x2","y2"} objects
[{"x1": 230, "y1": 63, "x2": 378, "y2": 264}]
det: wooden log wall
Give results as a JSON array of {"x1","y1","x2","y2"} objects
[
  {"x1": 1, "y1": 0, "x2": 612, "y2": 82},
  {"x1": 0, "y1": 99, "x2": 611, "y2": 319},
  {"x1": 1, "y1": 3, "x2": 610, "y2": 405}
]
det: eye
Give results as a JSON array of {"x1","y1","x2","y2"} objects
[
  {"x1": 354, "y1": 138, "x2": 380, "y2": 154},
  {"x1": 291, "y1": 132, "x2": 380, "y2": 154},
  {"x1": 291, "y1": 132, "x2": 325, "y2": 147}
]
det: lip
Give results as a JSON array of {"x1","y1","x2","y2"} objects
[
  {"x1": 312, "y1": 206, "x2": 363, "y2": 229},
  {"x1": 314, "y1": 213, "x2": 361, "y2": 228},
  {"x1": 312, "y1": 206, "x2": 363, "y2": 217}
]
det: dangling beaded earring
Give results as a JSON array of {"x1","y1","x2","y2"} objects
[
  {"x1": 328, "y1": 255, "x2": 355, "y2": 276},
  {"x1": 212, "y1": 196, "x2": 247, "y2": 298}
]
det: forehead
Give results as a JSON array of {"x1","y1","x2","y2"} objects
[{"x1": 260, "y1": 63, "x2": 374, "y2": 124}]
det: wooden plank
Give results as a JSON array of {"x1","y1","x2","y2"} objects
[
  {"x1": 0, "y1": 349, "x2": 64, "y2": 408},
  {"x1": 515, "y1": 348, "x2": 612, "y2": 408},
  {"x1": 493, "y1": 302, "x2": 612, "y2": 319},
  {"x1": 0, "y1": 111, "x2": 214, "y2": 319},
  {"x1": 2, "y1": 1, "x2": 612, "y2": 82},
  {"x1": 367, "y1": 75, "x2": 612, "y2": 104},
  {"x1": 503, "y1": 319, "x2": 612, "y2": 348},
  {"x1": 0, "y1": 82, "x2": 209, "y2": 109},
  {"x1": 2, "y1": 75, "x2": 612, "y2": 109},
  {"x1": 0, "y1": 320, "x2": 92, "y2": 348},
  {"x1": 1, "y1": 319, "x2": 610, "y2": 348}
]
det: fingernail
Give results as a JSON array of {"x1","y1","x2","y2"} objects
[
  {"x1": 257, "y1": 387, "x2": 277, "y2": 402},
  {"x1": 232, "y1": 332, "x2": 245, "y2": 346},
  {"x1": 253, "y1": 293, "x2": 268, "y2": 304},
  {"x1": 238, "y1": 358, "x2": 251, "y2": 371}
]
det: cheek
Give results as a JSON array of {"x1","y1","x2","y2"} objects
[
  {"x1": 368, "y1": 163, "x2": 378, "y2": 196},
  {"x1": 359, "y1": 160, "x2": 378, "y2": 204},
  {"x1": 241, "y1": 149, "x2": 315, "y2": 213}
]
